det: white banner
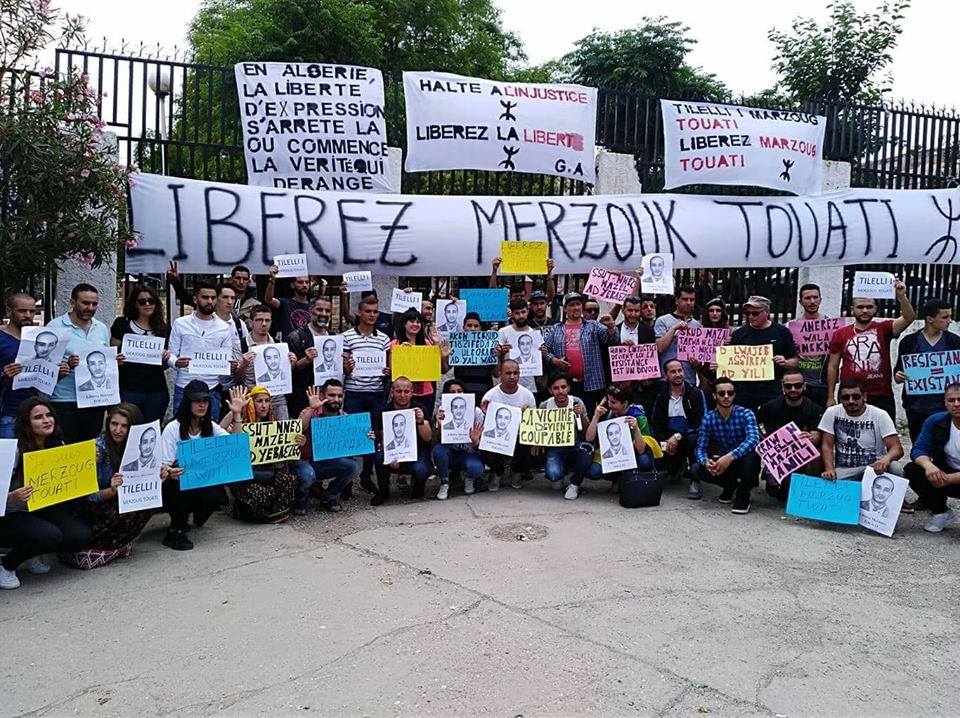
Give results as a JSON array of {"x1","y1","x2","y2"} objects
[
  {"x1": 234, "y1": 62, "x2": 390, "y2": 192},
  {"x1": 661, "y1": 100, "x2": 826, "y2": 194},
  {"x1": 403, "y1": 71, "x2": 597, "y2": 183},
  {"x1": 127, "y1": 173, "x2": 960, "y2": 276}
]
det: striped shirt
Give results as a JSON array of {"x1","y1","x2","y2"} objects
[
  {"x1": 695, "y1": 405, "x2": 760, "y2": 465},
  {"x1": 342, "y1": 327, "x2": 390, "y2": 393}
]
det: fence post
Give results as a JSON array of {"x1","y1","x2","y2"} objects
[
  {"x1": 796, "y1": 160, "x2": 851, "y2": 317},
  {"x1": 369, "y1": 147, "x2": 404, "y2": 305}
]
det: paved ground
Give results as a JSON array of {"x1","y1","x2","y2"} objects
[{"x1": 3, "y1": 476, "x2": 959, "y2": 717}]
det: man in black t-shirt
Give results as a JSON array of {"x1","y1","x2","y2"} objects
[{"x1": 728, "y1": 295, "x2": 798, "y2": 412}]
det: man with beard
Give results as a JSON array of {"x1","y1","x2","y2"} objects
[
  {"x1": 497, "y1": 299, "x2": 544, "y2": 396},
  {"x1": 288, "y1": 297, "x2": 351, "y2": 418},
  {"x1": 167, "y1": 280, "x2": 234, "y2": 417},
  {"x1": 167, "y1": 263, "x2": 259, "y2": 325},
  {"x1": 265, "y1": 265, "x2": 314, "y2": 340},
  {"x1": 527, "y1": 289, "x2": 556, "y2": 330},
  {"x1": 651, "y1": 358, "x2": 707, "y2": 497}
]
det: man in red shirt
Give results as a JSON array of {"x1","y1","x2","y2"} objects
[{"x1": 826, "y1": 279, "x2": 915, "y2": 422}]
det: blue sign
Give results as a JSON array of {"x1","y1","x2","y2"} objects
[
  {"x1": 786, "y1": 473, "x2": 860, "y2": 525},
  {"x1": 312, "y1": 413, "x2": 375, "y2": 461},
  {"x1": 902, "y1": 349, "x2": 960, "y2": 395},
  {"x1": 177, "y1": 432, "x2": 253, "y2": 490},
  {"x1": 460, "y1": 288, "x2": 509, "y2": 322},
  {"x1": 448, "y1": 331, "x2": 499, "y2": 366}
]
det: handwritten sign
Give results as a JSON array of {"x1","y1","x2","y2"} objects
[
  {"x1": 0, "y1": 439, "x2": 18, "y2": 517},
  {"x1": 392, "y1": 344, "x2": 441, "y2": 382},
  {"x1": 121, "y1": 334, "x2": 165, "y2": 365},
  {"x1": 858, "y1": 467, "x2": 909, "y2": 537},
  {"x1": 716, "y1": 344, "x2": 774, "y2": 382},
  {"x1": 352, "y1": 348, "x2": 386, "y2": 378},
  {"x1": 246, "y1": 419, "x2": 303, "y2": 465},
  {"x1": 177, "y1": 433, "x2": 253, "y2": 490},
  {"x1": 448, "y1": 331, "x2": 499, "y2": 366},
  {"x1": 117, "y1": 421, "x2": 163, "y2": 514},
  {"x1": 500, "y1": 240, "x2": 548, "y2": 275},
  {"x1": 787, "y1": 317, "x2": 846, "y2": 356},
  {"x1": 24, "y1": 440, "x2": 98, "y2": 511},
  {"x1": 582, "y1": 267, "x2": 637, "y2": 304},
  {"x1": 852, "y1": 271, "x2": 896, "y2": 299},
  {"x1": 609, "y1": 343, "x2": 660, "y2": 381},
  {"x1": 273, "y1": 252, "x2": 308, "y2": 278},
  {"x1": 902, "y1": 349, "x2": 960, "y2": 395},
  {"x1": 391, "y1": 288, "x2": 423, "y2": 313},
  {"x1": 311, "y1": 413, "x2": 374, "y2": 460},
  {"x1": 189, "y1": 349, "x2": 230, "y2": 376},
  {"x1": 677, "y1": 327, "x2": 730, "y2": 363},
  {"x1": 343, "y1": 270, "x2": 373, "y2": 293},
  {"x1": 786, "y1": 473, "x2": 860, "y2": 525},
  {"x1": 460, "y1": 288, "x2": 509, "y2": 322},
  {"x1": 518, "y1": 408, "x2": 575, "y2": 447},
  {"x1": 755, "y1": 422, "x2": 820, "y2": 484}
]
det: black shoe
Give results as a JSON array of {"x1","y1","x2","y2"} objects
[
  {"x1": 371, "y1": 491, "x2": 389, "y2": 507},
  {"x1": 340, "y1": 484, "x2": 353, "y2": 501},
  {"x1": 731, "y1": 495, "x2": 751, "y2": 514},
  {"x1": 410, "y1": 478, "x2": 426, "y2": 500},
  {"x1": 718, "y1": 487, "x2": 735, "y2": 504},
  {"x1": 321, "y1": 500, "x2": 343, "y2": 513},
  {"x1": 193, "y1": 507, "x2": 216, "y2": 528},
  {"x1": 360, "y1": 477, "x2": 378, "y2": 494},
  {"x1": 162, "y1": 529, "x2": 193, "y2": 551}
]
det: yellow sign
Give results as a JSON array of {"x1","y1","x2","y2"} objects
[
  {"x1": 392, "y1": 344, "x2": 442, "y2": 382},
  {"x1": 245, "y1": 419, "x2": 303, "y2": 465},
  {"x1": 716, "y1": 344, "x2": 775, "y2": 382},
  {"x1": 24, "y1": 440, "x2": 98, "y2": 511},
  {"x1": 518, "y1": 408, "x2": 575, "y2": 447},
  {"x1": 500, "y1": 241, "x2": 548, "y2": 275}
]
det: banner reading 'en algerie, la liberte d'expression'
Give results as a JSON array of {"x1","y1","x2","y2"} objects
[{"x1": 126, "y1": 172, "x2": 960, "y2": 276}]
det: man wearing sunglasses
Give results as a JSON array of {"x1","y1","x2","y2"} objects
[
  {"x1": 818, "y1": 379, "x2": 904, "y2": 482},
  {"x1": 728, "y1": 295, "x2": 798, "y2": 413},
  {"x1": 691, "y1": 377, "x2": 761, "y2": 514}
]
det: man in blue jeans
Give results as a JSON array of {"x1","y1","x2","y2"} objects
[
  {"x1": 374, "y1": 377, "x2": 434, "y2": 506},
  {"x1": 534, "y1": 374, "x2": 593, "y2": 499},
  {"x1": 431, "y1": 379, "x2": 486, "y2": 500}
]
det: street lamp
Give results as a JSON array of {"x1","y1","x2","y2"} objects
[{"x1": 147, "y1": 65, "x2": 172, "y2": 175}]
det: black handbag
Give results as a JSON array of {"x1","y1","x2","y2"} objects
[{"x1": 619, "y1": 470, "x2": 662, "y2": 508}]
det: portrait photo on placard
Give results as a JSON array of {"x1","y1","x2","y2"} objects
[
  {"x1": 12, "y1": 326, "x2": 70, "y2": 394},
  {"x1": 436, "y1": 299, "x2": 467, "y2": 336},
  {"x1": 313, "y1": 334, "x2": 344, "y2": 383},
  {"x1": 597, "y1": 417, "x2": 638, "y2": 473},
  {"x1": 75, "y1": 345, "x2": 121, "y2": 408},
  {"x1": 253, "y1": 343, "x2": 293, "y2": 395},
  {"x1": 120, "y1": 420, "x2": 162, "y2": 473},
  {"x1": 640, "y1": 253, "x2": 675, "y2": 295},
  {"x1": 382, "y1": 408, "x2": 418, "y2": 464},
  {"x1": 504, "y1": 327, "x2": 543, "y2": 377},
  {"x1": 858, "y1": 467, "x2": 909, "y2": 537},
  {"x1": 440, "y1": 392, "x2": 476, "y2": 445},
  {"x1": 478, "y1": 402, "x2": 521, "y2": 456}
]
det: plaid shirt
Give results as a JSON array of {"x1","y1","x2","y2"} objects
[
  {"x1": 695, "y1": 405, "x2": 760, "y2": 465},
  {"x1": 543, "y1": 320, "x2": 620, "y2": 392}
]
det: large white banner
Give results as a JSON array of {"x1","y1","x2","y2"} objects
[
  {"x1": 403, "y1": 71, "x2": 597, "y2": 184},
  {"x1": 235, "y1": 62, "x2": 390, "y2": 192},
  {"x1": 127, "y1": 172, "x2": 960, "y2": 276},
  {"x1": 661, "y1": 100, "x2": 826, "y2": 195}
]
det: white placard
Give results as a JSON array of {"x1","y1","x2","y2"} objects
[
  {"x1": 597, "y1": 417, "x2": 638, "y2": 474},
  {"x1": 120, "y1": 333, "x2": 165, "y2": 366},
  {"x1": 640, "y1": 253, "x2": 675, "y2": 295},
  {"x1": 435, "y1": 299, "x2": 467, "y2": 336},
  {"x1": 382, "y1": 408, "x2": 418, "y2": 464},
  {"x1": 478, "y1": 401, "x2": 521, "y2": 456},
  {"x1": 234, "y1": 62, "x2": 390, "y2": 192},
  {"x1": 403, "y1": 71, "x2": 597, "y2": 183},
  {"x1": 352, "y1": 348, "x2": 386, "y2": 378},
  {"x1": 0, "y1": 438, "x2": 16, "y2": 517},
  {"x1": 252, "y1": 343, "x2": 293, "y2": 396},
  {"x1": 343, "y1": 270, "x2": 373, "y2": 293},
  {"x1": 858, "y1": 467, "x2": 909, "y2": 537},
  {"x1": 313, "y1": 334, "x2": 344, "y2": 384},
  {"x1": 506, "y1": 328, "x2": 543, "y2": 377},
  {"x1": 440, "y1": 393, "x2": 475, "y2": 445},
  {"x1": 75, "y1": 345, "x2": 121, "y2": 409},
  {"x1": 852, "y1": 271, "x2": 896, "y2": 300},
  {"x1": 660, "y1": 99, "x2": 826, "y2": 194},
  {"x1": 188, "y1": 348, "x2": 231, "y2": 376},
  {"x1": 117, "y1": 420, "x2": 163, "y2": 514},
  {"x1": 273, "y1": 253, "x2": 309, "y2": 278},
  {"x1": 12, "y1": 326, "x2": 70, "y2": 395},
  {"x1": 391, "y1": 288, "x2": 423, "y2": 314}
]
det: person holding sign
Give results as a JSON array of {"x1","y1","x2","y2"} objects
[
  {"x1": 373, "y1": 378, "x2": 434, "y2": 506},
  {"x1": 527, "y1": 289, "x2": 557, "y2": 330},
  {"x1": 264, "y1": 265, "x2": 314, "y2": 340},
  {"x1": 826, "y1": 279, "x2": 915, "y2": 422},
  {"x1": 0, "y1": 292, "x2": 55, "y2": 439},
  {"x1": 535, "y1": 374, "x2": 592, "y2": 500},
  {"x1": 790, "y1": 284, "x2": 832, "y2": 408},
  {"x1": 694, "y1": 297, "x2": 731, "y2": 403},
  {"x1": 67, "y1": 404, "x2": 158, "y2": 570},
  {"x1": 110, "y1": 285, "x2": 170, "y2": 423},
  {"x1": 453, "y1": 312, "x2": 496, "y2": 402},
  {"x1": 691, "y1": 378, "x2": 761, "y2": 514},
  {"x1": 583, "y1": 385, "x2": 660, "y2": 495},
  {"x1": 655, "y1": 284, "x2": 701, "y2": 386},
  {"x1": 287, "y1": 296, "x2": 353, "y2": 419},
  {"x1": 235, "y1": 305, "x2": 296, "y2": 420},
  {"x1": 497, "y1": 299, "x2": 545, "y2": 396},
  {"x1": 432, "y1": 379, "x2": 486, "y2": 499},
  {"x1": 727, "y1": 296, "x2": 797, "y2": 413},
  {"x1": 904, "y1": 383, "x2": 960, "y2": 533},
  {"x1": 650, "y1": 359, "x2": 707, "y2": 498},
  {"x1": 0, "y1": 397, "x2": 93, "y2": 589},
  {"x1": 388, "y1": 308, "x2": 450, "y2": 415},
  {"x1": 480, "y1": 359, "x2": 536, "y2": 491}
]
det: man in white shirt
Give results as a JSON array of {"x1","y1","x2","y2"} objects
[{"x1": 480, "y1": 359, "x2": 535, "y2": 491}]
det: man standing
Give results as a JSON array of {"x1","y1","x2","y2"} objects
[
  {"x1": 235, "y1": 305, "x2": 296, "y2": 420},
  {"x1": 46, "y1": 283, "x2": 115, "y2": 442},
  {"x1": 793, "y1": 284, "x2": 831, "y2": 407},
  {"x1": 167, "y1": 263, "x2": 258, "y2": 322},
  {"x1": 691, "y1": 378, "x2": 761, "y2": 514},
  {"x1": 654, "y1": 285, "x2": 701, "y2": 386},
  {"x1": 527, "y1": 289, "x2": 556, "y2": 330},
  {"x1": 650, "y1": 358, "x2": 707, "y2": 498},
  {"x1": 480, "y1": 359, "x2": 536, "y2": 492},
  {"x1": 728, "y1": 295, "x2": 798, "y2": 412},
  {"x1": 265, "y1": 266, "x2": 314, "y2": 340},
  {"x1": 894, "y1": 298, "x2": 960, "y2": 442},
  {"x1": 904, "y1": 382, "x2": 960, "y2": 533},
  {"x1": 0, "y1": 293, "x2": 55, "y2": 438},
  {"x1": 497, "y1": 299, "x2": 542, "y2": 396},
  {"x1": 375, "y1": 377, "x2": 433, "y2": 505},
  {"x1": 826, "y1": 279, "x2": 915, "y2": 421},
  {"x1": 287, "y1": 296, "x2": 351, "y2": 419}
]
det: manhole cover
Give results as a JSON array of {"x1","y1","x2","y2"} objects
[{"x1": 489, "y1": 523, "x2": 549, "y2": 542}]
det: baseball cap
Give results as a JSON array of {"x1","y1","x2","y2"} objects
[
  {"x1": 563, "y1": 292, "x2": 584, "y2": 306},
  {"x1": 183, "y1": 380, "x2": 212, "y2": 401},
  {"x1": 744, "y1": 295, "x2": 771, "y2": 309},
  {"x1": 529, "y1": 290, "x2": 548, "y2": 301}
]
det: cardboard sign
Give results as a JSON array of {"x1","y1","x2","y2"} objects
[
  {"x1": 252, "y1": 343, "x2": 293, "y2": 396},
  {"x1": 351, "y1": 348, "x2": 386, "y2": 378},
  {"x1": 313, "y1": 334, "x2": 344, "y2": 384},
  {"x1": 0, "y1": 439, "x2": 18, "y2": 517},
  {"x1": 478, "y1": 402, "x2": 521, "y2": 456},
  {"x1": 755, "y1": 422, "x2": 820, "y2": 484},
  {"x1": 246, "y1": 419, "x2": 303, "y2": 465},
  {"x1": 676, "y1": 327, "x2": 730, "y2": 363},
  {"x1": 311, "y1": 413, "x2": 375, "y2": 460},
  {"x1": 852, "y1": 271, "x2": 896, "y2": 299},
  {"x1": 518, "y1": 408, "x2": 575, "y2": 447},
  {"x1": 500, "y1": 240, "x2": 548, "y2": 275},
  {"x1": 448, "y1": 331, "x2": 499, "y2": 366},
  {"x1": 121, "y1": 333, "x2": 165, "y2": 366},
  {"x1": 440, "y1": 393, "x2": 475, "y2": 444},
  {"x1": 639, "y1": 253, "x2": 674, "y2": 295},
  {"x1": 582, "y1": 267, "x2": 637, "y2": 305},
  {"x1": 786, "y1": 473, "x2": 860, "y2": 525},
  {"x1": 343, "y1": 270, "x2": 373, "y2": 293},
  {"x1": 13, "y1": 326, "x2": 70, "y2": 394},
  {"x1": 382, "y1": 409, "x2": 418, "y2": 464},
  {"x1": 117, "y1": 421, "x2": 163, "y2": 514},
  {"x1": 787, "y1": 317, "x2": 846, "y2": 356},
  {"x1": 459, "y1": 288, "x2": 509, "y2": 322},
  {"x1": 75, "y1": 345, "x2": 121, "y2": 409},
  {"x1": 902, "y1": 349, "x2": 960, "y2": 395},
  {"x1": 716, "y1": 344, "x2": 774, "y2": 382},
  {"x1": 24, "y1": 440, "x2": 98, "y2": 511},
  {"x1": 609, "y1": 343, "x2": 660, "y2": 381},
  {"x1": 177, "y1": 433, "x2": 253, "y2": 490},
  {"x1": 188, "y1": 348, "x2": 231, "y2": 376},
  {"x1": 597, "y1": 417, "x2": 637, "y2": 474},
  {"x1": 858, "y1": 467, "x2": 909, "y2": 537},
  {"x1": 273, "y1": 253, "x2": 309, "y2": 278},
  {"x1": 390, "y1": 288, "x2": 423, "y2": 314},
  {"x1": 391, "y1": 344, "x2": 442, "y2": 382}
]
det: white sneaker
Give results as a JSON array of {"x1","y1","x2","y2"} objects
[
  {"x1": 22, "y1": 557, "x2": 50, "y2": 574},
  {"x1": 924, "y1": 509, "x2": 956, "y2": 533},
  {"x1": 564, "y1": 484, "x2": 580, "y2": 500},
  {"x1": 0, "y1": 565, "x2": 20, "y2": 589},
  {"x1": 464, "y1": 477, "x2": 476, "y2": 495},
  {"x1": 436, "y1": 483, "x2": 449, "y2": 501},
  {"x1": 488, "y1": 474, "x2": 501, "y2": 492}
]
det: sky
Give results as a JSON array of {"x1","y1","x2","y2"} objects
[{"x1": 42, "y1": 0, "x2": 959, "y2": 108}]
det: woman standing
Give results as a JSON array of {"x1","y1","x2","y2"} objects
[
  {"x1": 387, "y1": 308, "x2": 450, "y2": 415},
  {"x1": 0, "y1": 398, "x2": 93, "y2": 589},
  {"x1": 111, "y1": 284, "x2": 169, "y2": 423},
  {"x1": 697, "y1": 298, "x2": 731, "y2": 407}
]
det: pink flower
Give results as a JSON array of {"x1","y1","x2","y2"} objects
[
  {"x1": 80, "y1": 169, "x2": 91, "y2": 178},
  {"x1": 128, "y1": 177, "x2": 138, "y2": 188},
  {"x1": 66, "y1": 113, "x2": 77, "y2": 121},
  {"x1": 125, "y1": 236, "x2": 140, "y2": 249},
  {"x1": 67, "y1": 231, "x2": 77, "y2": 239},
  {"x1": 29, "y1": 90, "x2": 44, "y2": 104}
]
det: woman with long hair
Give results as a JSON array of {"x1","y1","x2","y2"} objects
[
  {"x1": 697, "y1": 298, "x2": 731, "y2": 407},
  {"x1": 387, "y1": 307, "x2": 450, "y2": 414},
  {"x1": 110, "y1": 284, "x2": 170, "y2": 423},
  {"x1": 67, "y1": 404, "x2": 161, "y2": 569},
  {"x1": 226, "y1": 385, "x2": 299, "y2": 522},
  {"x1": 0, "y1": 398, "x2": 92, "y2": 589}
]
